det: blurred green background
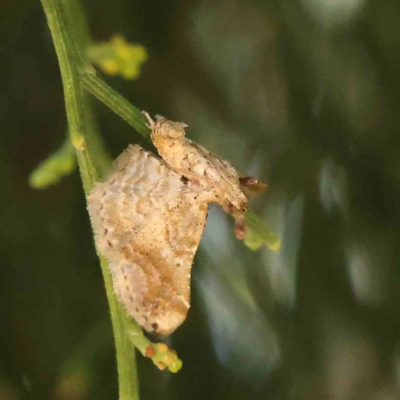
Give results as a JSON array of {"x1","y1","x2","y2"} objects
[{"x1": 2, "y1": 0, "x2": 400, "y2": 399}]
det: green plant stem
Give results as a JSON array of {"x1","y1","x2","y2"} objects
[
  {"x1": 245, "y1": 210, "x2": 281, "y2": 251},
  {"x1": 84, "y1": 72, "x2": 150, "y2": 138},
  {"x1": 63, "y1": 0, "x2": 92, "y2": 49},
  {"x1": 40, "y1": 0, "x2": 139, "y2": 398}
]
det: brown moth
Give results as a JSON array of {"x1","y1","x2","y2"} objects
[{"x1": 87, "y1": 113, "x2": 266, "y2": 336}]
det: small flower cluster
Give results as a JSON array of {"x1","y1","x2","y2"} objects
[{"x1": 87, "y1": 35, "x2": 148, "y2": 80}]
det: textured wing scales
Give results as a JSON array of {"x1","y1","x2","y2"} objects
[{"x1": 88, "y1": 145, "x2": 209, "y2": 335}]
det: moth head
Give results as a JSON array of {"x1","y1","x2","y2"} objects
[{"x1": 152, "y1": 119, "x2": 187, "y2": 140}]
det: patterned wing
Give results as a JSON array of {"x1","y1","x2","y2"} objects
[
  {"x1": 87, "y1": 145, "x2": 210, "y2": 336},
  {"x1": 145, "y1": 113, "x2": 249, "y2": 213}
]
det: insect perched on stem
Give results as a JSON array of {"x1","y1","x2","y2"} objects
[{"x1": 87, "y1": 113, "x2": 266, "y2": 336}]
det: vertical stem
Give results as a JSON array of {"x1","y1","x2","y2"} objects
[{"x1": 40, "y1": 0, "x2": 139, "y2": 398}]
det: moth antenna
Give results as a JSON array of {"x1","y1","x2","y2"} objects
[{"x1": 142, "y1": 111, "x2": 155, "y2": 129}]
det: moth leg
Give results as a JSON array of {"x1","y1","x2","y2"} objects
[
  {"x1": 220, "y1": 199, "x2": 247, "y2": 239},
  {"x1": 233, "y1": 213, "x2": 246, "y2": 240}
]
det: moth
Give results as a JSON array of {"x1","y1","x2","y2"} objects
[{"x1": 87, "y1": 113, "x2": 266, "y2": 336}]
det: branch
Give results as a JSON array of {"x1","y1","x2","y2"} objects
[
  {"x1": 83, "y1": 71, "x2": 150, "y2": 138},
  {"x1": 39, "y1": 0, "x2": 140, "y2": 398}
]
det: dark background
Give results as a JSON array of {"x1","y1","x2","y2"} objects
[{"x1": 2, "y1": 0, "x2": 400, "y2": 399}]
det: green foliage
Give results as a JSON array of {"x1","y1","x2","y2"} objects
[
  {"x1": 29, "y1": 138, "x2": 76, "y2": 189},
  {"x1": 244, "y1": 210, "x2": 281, "y2": 251},
  {"x1": 87, "y1": 35, "x2": 148, "y2": 80}
]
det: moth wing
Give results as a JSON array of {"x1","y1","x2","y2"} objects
[{"x1": 88, "y1": 145, "x2": 209, "y2": 336}]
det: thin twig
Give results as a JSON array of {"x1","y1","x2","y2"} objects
[{"x1": 39, "y1": 1, "x2": 140, "y2": 398}]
